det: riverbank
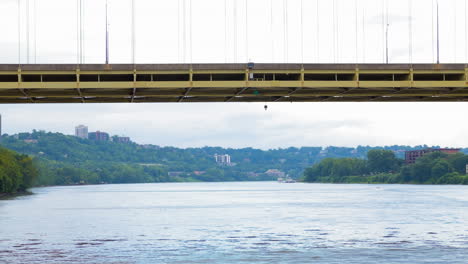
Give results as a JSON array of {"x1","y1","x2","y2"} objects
[{"x1": 0, "y1": 191, "x2": 33, "y2": 200}]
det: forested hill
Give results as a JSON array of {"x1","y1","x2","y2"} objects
[
  {"x1": 304, "y1": 150, "x2": 468, "y2": 185},
  {"x1": 1, "y1": 130, "x2": 467, "y2": 185},
  {"x1": 0, "y1": 147, "x2": 37, "y2": 194}
]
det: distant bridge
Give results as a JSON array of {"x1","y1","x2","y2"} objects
[{"x1": 0, "y1": 63, "x2": 467, "y2": 103}]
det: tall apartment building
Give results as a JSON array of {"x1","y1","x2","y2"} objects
[
  {"x1": 75, "y1": 125, "x2": 88, "y2": 139},
  {"x1": 405, "y1": 148, "x2": 461, "y2": 164},
  {"x1": 88, "y1": 131, "x2": 110, "y2": 141},
  {"x1": 214, "y1": 154, "x2": 231, "y2": 165}
]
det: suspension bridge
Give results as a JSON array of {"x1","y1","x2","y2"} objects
[{"x1": 0, "y1": 0, "x2": 467, "y2": 103}]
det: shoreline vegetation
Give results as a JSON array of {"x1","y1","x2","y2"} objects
[
  {"x1": 2, "y1": 130, "x2": 468, "y2": 195},
  {"x1": 303, "y1": 150, "x2": 468, "y2": 185},
  {"x1": 0, "y1": 147, "x2": 37, "y2": 195}
]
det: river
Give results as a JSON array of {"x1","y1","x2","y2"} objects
[{"x1": 1, "y1": 182, "x2": 468, "y2": 263}]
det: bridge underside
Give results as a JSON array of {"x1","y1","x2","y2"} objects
[{"x1": 0, "y1": 63, "x2": 467, "y2": 103}]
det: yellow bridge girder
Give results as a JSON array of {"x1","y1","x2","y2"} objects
[{"x1": 0, "y1": 63, "x2": 467, "y2": 103}]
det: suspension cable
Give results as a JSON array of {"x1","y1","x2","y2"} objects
[
  {"x1": 432, "y1": 0, "x2": 435, "y2": 63},
  {"x1": 189, "y1": 0, "x2": 193, "y2": 64},
  {"x1": 33, "y1": 0, "x2": 36, "y2": 63},
  {"x1": 245, "y1": 0, "x2": 248, "y2": 62},
  {"x1": 234, "y1": 0, "x2": 237, "y2": 62},
  {"x1": 26, "y1": 0, "x2": 29, "y2": 64},
  {"x1": 81, "y1": 0, "x2": 85, "y2": 63},
  {"x1": 270, "y1": 0, "x2": 274, "y2": 62},
  {"x1": 436, "y1": 0, "x2": 440, "y2": 63},
  {"x1": 182, "y1": 0, "x2": 186, "y2": 62},
  {"x1": 283, "y1": 0, "x2": 288, "y2": 63},
  {"x1": 77, "y1": 0, "x2": 80, "y2": 64},
  {"x1": 465, "y1": 0, "x2": 468, "y2": 64},
  {"x1": 362, "y1": 4, "x2": 365, "y2": 63},
  {"x1": 355, "y1": 0, "x2": 358, "y2": 63},
  {"x1": 408, "y1": 0, "x2": 412, "y2": 64},
  {"x1": 332, "y1": 0, "x2": 336, "y2": 63},
  {"x1": 453, "y1": 0, "x2": 457, "y2": 63},
  {"x1": 18, "y1": 0, "x2": 21, "y2": 65},
  {"x1": 385, "y1": 0, "x2": 389, "y2": 63},
  {"x1": 131, "y1": 0, "x2": 135, "y2": 65},
  {"x1": 336, "y1": 0, "x2": 339, "y2": 63},
  {"x1": 177, "y1": 0, "x2": 180, "y2": 62},
  {"x1": 300, "y1": 0, "x2": 304, "y2": 64},
  {"x1": 381, "y1": 0, "x2": 385, "y2": 63},
  {"x1": 316, "y1": 0, "x2": 319, "y2": 62},
  {"x1": 224, "y1": 0, "x2": 227, "y2": 63}
]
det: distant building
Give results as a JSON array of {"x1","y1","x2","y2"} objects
[
  {"x1": 140, "y1": 144, "x2": 160, "y2": 149},
  {"x1": 214, "y1": 154, "x2": 231, "y2": 165},
  {"x1": 88, "y1": 131, "x2": 110, "y2": 141},
  {"x1": 168, "y1": 171, "x2": 184, "y2": 177},
  {"x1": 113, "y1": 136, "x2": 131, "y2": 143},
  {"x1": 405, "y1": 148, "x2": 461, "y2": 164},
  {"x1": 265, "y1": 169, "x2": 285, "y2": 178},
  {"x1": 75, "y1": 125, "x2": 88, "y2": 139}
]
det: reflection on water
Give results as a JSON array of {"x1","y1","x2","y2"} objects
[{"x1": 1, "y1": 182, "x2": 468, "y2": 264}]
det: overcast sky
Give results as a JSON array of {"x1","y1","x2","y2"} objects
[{"x1": 0, "y1": 0, "x2": 468, "y2": 149}]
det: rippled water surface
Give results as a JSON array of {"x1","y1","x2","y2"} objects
[{"x1": 1, "y1": 182, "x2": 468, "y2": 263}]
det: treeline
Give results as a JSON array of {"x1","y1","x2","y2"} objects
[
  {"x1": 4, "y1": 130, "x2": 468, "y2": 187},
  {"x1": 0, "y1": 147, "x2": 37, "y2": 194},
  {"x1": 4, "y1": 130, "x2": 466, "y2": 182},
  {"x1": 34, "y1": 160, "x2": 276, "y2": 186},
  {"x1": 303, "y1": 150, "x2": 468, "y2": 184}
]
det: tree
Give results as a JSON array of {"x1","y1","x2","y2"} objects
[
  {"x1": 367, "y1": 149, "x2": 400, "y2": 174},
  {"x1": 431, "y1": 160, "x2": 452, "y2": 181}
]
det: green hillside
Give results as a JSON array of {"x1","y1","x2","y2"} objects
[{"x1": 0, "y1": 146, "x2": 37, "y2": 194}]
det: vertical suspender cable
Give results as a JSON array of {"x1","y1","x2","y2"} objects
[
  {"x1": 362, "y1": 4, "x2": 365, "y2": 63},
  {"x1": 271, "y1": 0, "x2": 274, "y2": 62},
  {"x1": 437, "y1": 0, "x2": 440, "y2": 63},
  {"x1": 332, "y1": 0, "x2": 336, "y2": 63},
  {"x1": 245, "y1": 0, "x2": 248, "y2": 62},
  {"x1": 234, "y1": 0, "x2": 237, "y2": 62},
  {"x1": 131, "y1": 0, "x2": 135, "y2": 65},
  {"x1": 408, "y1": 0, "x2": 412, "y2": 64},
  {"x1": 105, "y1": 0, "x2": 109, "y2": 64},
  {"x1": 300, "y1": 0, "x2": 304, "y2": 64},
  {"x1": 224, "y1": 0, "x2": 227, "y2": 63},
  {"x1": 453, "y1": 0, "x2": 457, "y2": 63},
  {"x1": 382, "y1": 0, "x2": 385, "y2": 63},
  {"x1": 465, "y1": 0, "x2": 468, "y2": 64},
  {"x1": 385, "y1": 0, "x2": 389, "y2": 63},
  {"x1": 283, "y1": 0, "x2": 288, "y2": 63},
  {"x1": 355, "y1": 0, "x2": 358, "y2": 63},
  {"x1": 81, "y1": 0, "x2": 85, "y2": 63},
  {"x1": 183, "y1": 0, "x2": 186, "y2": 63},
  {"x1": 336, "y1": 0, "x2": 339, "y2": 63},
  {"x1": 18, "y1": 0, "x2": 21, "y2": 65},
  {"x1": 189, "y1": 0, "x2": 193, "y2": 64},
  {"x1": 33, "y1": 0, "x2": 36, "y2": 63},
  {"x1": 316, "y1": 0, "x2": 319, "y2": 62},
  {"x1": 177, "y1": 0, "x2": 180, "y2": 62},
  {"x1": 26, "y1": 0, "x2": 29, "y2": 64},
  {"x1": 77, "y1": 0, "x2": 79, "y2": 64},
  {"x1": 432, "y1": 0, "x2": 435, "y2": 63}
]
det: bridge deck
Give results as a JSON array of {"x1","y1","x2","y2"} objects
[{"x1": 0, "y1": 63, "x2": 467, "y2": 103}]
